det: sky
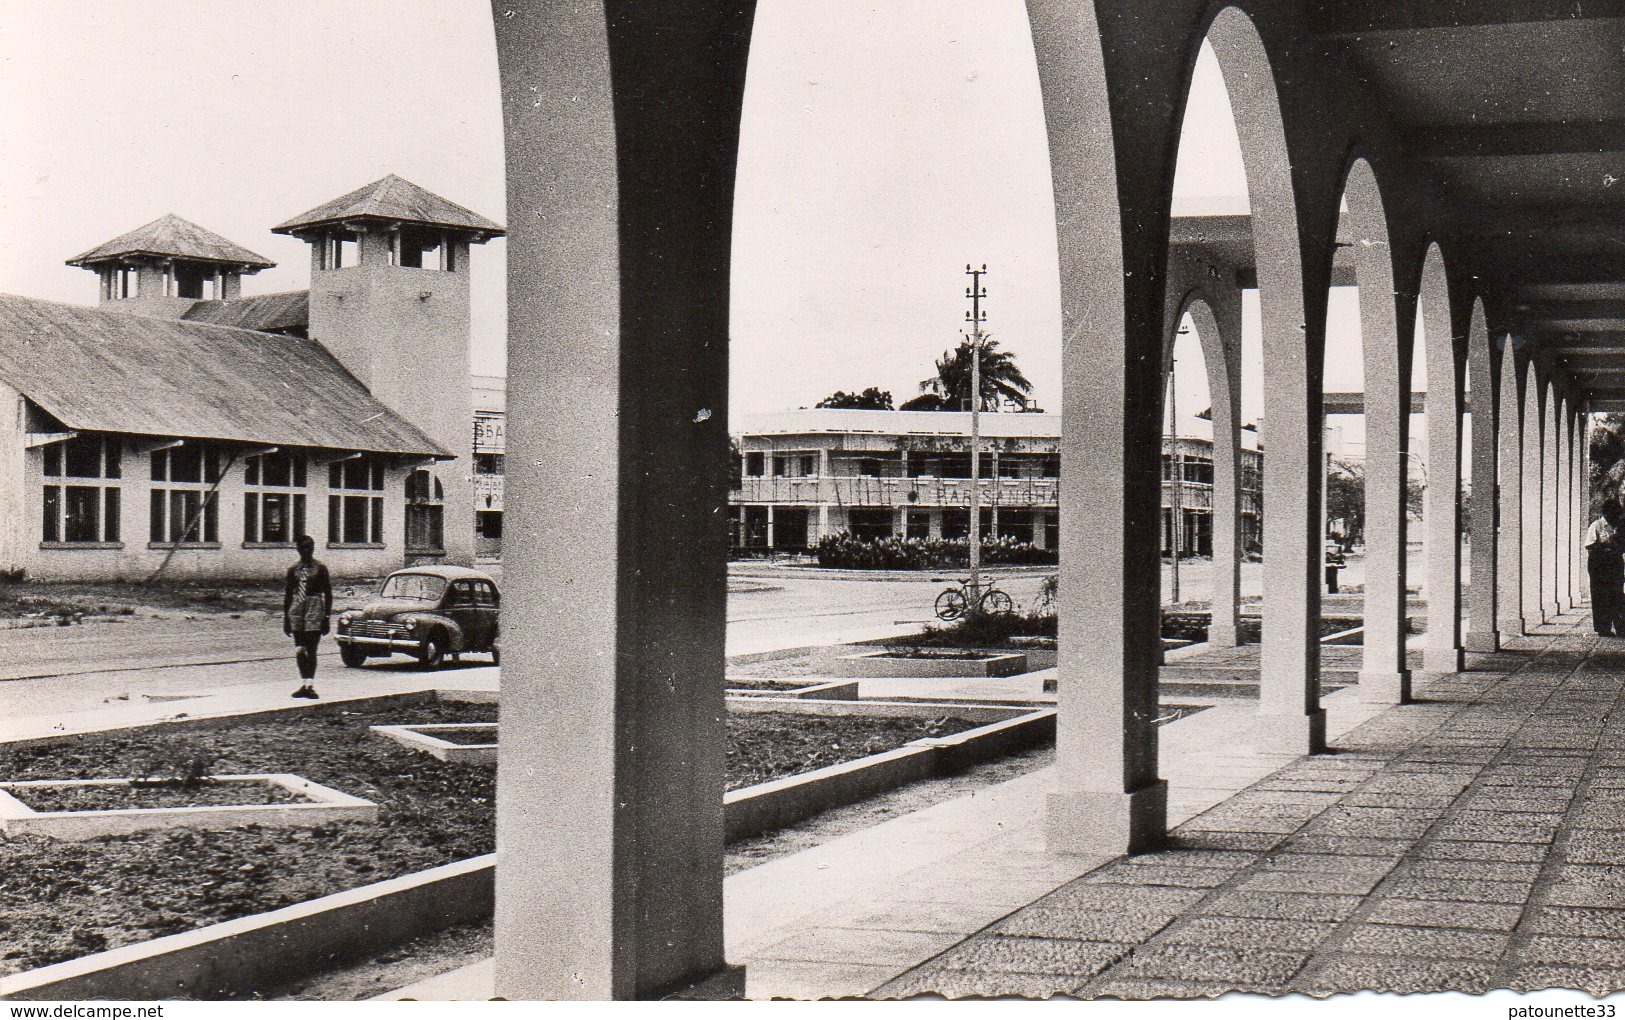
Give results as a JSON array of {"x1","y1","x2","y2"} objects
[{"x1": 0, "y1": 0, "x2": 1386, "y2": 439}]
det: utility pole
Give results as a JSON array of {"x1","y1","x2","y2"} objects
[{"x1": 966, "y1": 264, "x2": 987, "y2": 604}]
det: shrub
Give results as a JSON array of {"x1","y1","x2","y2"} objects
[{"x1": 814, "y1": 532, "x2": 1057, "y2": 570}]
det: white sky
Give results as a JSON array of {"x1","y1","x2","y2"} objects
[{"x1": 0, "y1": 0, "x2": 1382, "y2": 435}]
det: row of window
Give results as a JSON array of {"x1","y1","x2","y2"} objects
[
  {"x1": 43, "y1": 485, "x2": 385, "y2": 548},
  {"x1": 742, "y1": 451, "x2": 1064, "y2": 480},
  {"x1": 97, "y1": 265, "x2": 231, "y2": 302}
]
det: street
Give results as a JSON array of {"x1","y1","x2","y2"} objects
[{"x1": 0, "y1": 565, "x2": 1055, "y2": 721}]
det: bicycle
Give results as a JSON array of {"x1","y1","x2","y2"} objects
[{"x1": 932, "y1": 577, "x2": 1015, "y2": 621}]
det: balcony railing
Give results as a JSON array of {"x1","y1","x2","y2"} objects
[{"x1": 733, "y1": 475, "x2": 1061, "y2": 508}]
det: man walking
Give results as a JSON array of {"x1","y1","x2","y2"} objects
[
  {"x1": 284, "y1": 535, "x2": 332, "y2": 698},
  {"x1": 1585, "y1": 510, "x2": 1623, "y2": 636}
]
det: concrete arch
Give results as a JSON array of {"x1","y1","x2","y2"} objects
[
  {"x1": 1162, "y1": 281, "x2": 1245, "y2": 646},
  {"x1": 1465, "y1": 298, "x2": 1500, "y2": 651},
  {"x1": 1498, "y1": 338, "x2": 1530, "y2": 637},
  {"x1": 1416, "y1": 243, "x2": 1465, "y2": 674},
  {"x1": 1520, "y1": 352, "x2": 1545, "y2": 628},
  {"x1": 1340, "y1": 157, "x2": 1415, "y2": 702},
  {"x1": 1204, "y1": 5, "x2": 1324, "y2": 752}
]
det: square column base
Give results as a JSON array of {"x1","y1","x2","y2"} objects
[
  {"x1": 1207, "y1": 622, "x2": 1240, "y2": 649},
  {"x1": 1047, "y1": 781, "x2": 1167, "y2": 856},
  {"x1": 1357, "y1": 669, "x2": 1412, "y2": 705},
  {"x1": 1464, "y1": 630, "x2": 1500, "y2": 653},
  {"x1": 1254, "y1": 709, "x2": 1327, "y2": 756},
  {"x1": 1498, "y1": 618, "x2": 1527, "y2": 639},
  {"x1": 1423, "y1": 646, "x2": 1464, "y2": 677}
]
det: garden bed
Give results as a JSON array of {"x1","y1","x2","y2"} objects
[
  {"x1": 0, "y1": 699, "x2": 978, "y2": 976},
  {"x1": 6, "y1": 779, "x2": 304, "y2": 812}
]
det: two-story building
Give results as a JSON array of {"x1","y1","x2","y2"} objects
[
  {"x1": 0, "y1": 175, "x2": 504, "y2": 580},
  {"x1": 728, "y1": 408, "x2": 1262, "y2": 557}
]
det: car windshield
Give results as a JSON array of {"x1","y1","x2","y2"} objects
[{"x1": 380, "y1": 574, "x2": 448, "y2": 602}]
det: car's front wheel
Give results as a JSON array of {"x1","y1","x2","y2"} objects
[
  {"x1": 419, "y1": 631, "x2": 446, "y2": 670},
  {"x1": 339, "y1": 644, "x2": 367, "y2": 669}
]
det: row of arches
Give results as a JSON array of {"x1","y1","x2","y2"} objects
[{"x1": 486, "y1": 1, "x2": 1592, "y2": 998}]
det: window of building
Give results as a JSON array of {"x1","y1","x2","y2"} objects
[
  {"x1": 846, "y1": 508, "x2": 893, "y2": 543},
  {"x1": 243, "y1": 452, "x2": 308, "y2": 546},
  {"x1": 392, "y1": 226, "x2": 454, "y2": 271},
  {"x1": 117, "y1": 266, "x2": 138, "y2": 298},
  {"x1": 745, "y1": 452, "x2": 765, "y2": 477},
  {"x1": 474, "y1": 452, "x2": 504, "y2": 475},
  {"x1": 148, "y1": 443, "x2": 221, "y2": 546},
  {"x1": 405, "y1": 469, "x2": 445, "y2": 553},
  {"x1": 328, "y1": 454, "x2": 385, "y2": 546},
  {"x1": 1040, "y1": 455, "x2": 1060, "y2": 478},
  {"x1": 906, "y1": 509, "x2": 931, "y2": 541},
  {"x1": 323, "y1": 230, "x2": 361, "y2": 270},
  {"x1": 999, "y1": 456, "x2": 1024, "y2": 478},
  {"x1": 41, "y1": 436, "x2": 121, "y2": 546},
  {"x1": 858, "y1": 458, "x2": 880, "y2": 477},
  {"x1": 174, "y1": 264, "x2": 208, "y2": 300}
]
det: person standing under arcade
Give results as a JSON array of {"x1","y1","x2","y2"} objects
[
  {"x1": 284, "y1": 535, "x2": 333, "y2": 698},
  {"x1": 1585, "y1": 508, "x2": 1624, "y2": 636}
]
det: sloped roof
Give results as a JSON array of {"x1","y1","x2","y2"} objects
[
  {"x1": 272, "y1": 174, "x2": 504, "y2": 239},
  {"x1": 66, "y1": 214, "x2": 274, "y2": 270},
  {"x1": 182, "y1": 291, "x2": 309, "y2": 333},
  {"x1": 0, "y1": 295, "x2": 448, "y2": 458}
]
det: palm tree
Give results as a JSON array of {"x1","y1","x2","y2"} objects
[{"x1": 914, "y1": 336, "x2": 1033, "y2": 411}]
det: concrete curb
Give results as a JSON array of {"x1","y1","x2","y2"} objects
[
  {"x1": 723, "y1": 709, "x2": 1055, "y2": 842},
  {"x1": 0, "y1": 854, "x2": 496, "y2": 1001}
]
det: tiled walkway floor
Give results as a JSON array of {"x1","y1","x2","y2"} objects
[{"x1": 879, "y1": 617, "x2": 1625, "y2": 998}]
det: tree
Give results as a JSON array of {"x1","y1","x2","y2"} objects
[
  {"x1": 915, "y1": 337, "x2": 1033, "y2": 412},
  {"x1": 898, "y1": 393, "x2": 950, "y2": 412},
  {"x1": 815, "y1": 387, "x2": 894, "y2": 410},
  {"x1": 1591, "y1": 412, "x2": 1625, "y2": 519},
  {"x1": 1326, "y1": 458, "x2": 1365, "y2": 549}
]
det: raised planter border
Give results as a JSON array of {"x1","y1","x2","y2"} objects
[
  {"x1": 369, "y1": 723, "x2": 498, "y2": 764},
  {"x1": 724, "y1": 679, "x2": 861, "y2": 701},
  {"x1": 0, "y1": 774, "x2": 377, "y2": 841},
  {"x1": 834, "y1": 650, "x2": 1029, "y2": 678}
]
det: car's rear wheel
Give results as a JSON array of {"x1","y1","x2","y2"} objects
[
  {"x1": 419, "y1": 632, "x2": 446, "y2": 670},
  {"x1": 339, "y1": 644, "x2": 367, "y2": 669}
]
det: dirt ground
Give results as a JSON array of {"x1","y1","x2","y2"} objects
[{"x1": 0, "y1": 577, "x2": 388, "y2": 622}]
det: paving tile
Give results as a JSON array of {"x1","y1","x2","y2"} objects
[
  {"x1": 1397, "y1": 859, "x2": 1541, "y2": 883},
  {"x1": 1433, "y1": 821, "x2": 1560, "y2": 843},
  {"x1": 874, "y1": 967, "x2": 1087, "y2": 1000},
  {"x1": 1237, "y1": 871, "x2": 1386, "y2": 896},
  {"x1": 1285, "y1": 835, "x2": 1415, "y2": 857},
  {"x1": 1081, "y1": 866, "x2": 1234, "y2": 890},
  {"x1": 1180, "y1": 813, "x2": 1307, "y2": 835},
  {"x1": 1297, "y1": 955, "x2": 1498, "y2": 996},
  {"x1": 754, "y1": 926, "x2": 959, "y2": 966},
  {"x1": 995, "y1": 905, "x2": 1181, "y2": 944},
  {"x1": 928, "y1": 936, "x2": 1130, "y2": 978},
  {"x1": 1522, "y1": 936, "x2": 1625, "y2": 968},
  {"x1": 1416, "y1": 839, "x2": 1548, "y2": 863},
  {"x1": 1510, "y1": 964, "x2": 1625, "y2": 997},
  {"x1": 1259, "y1": 853, "x2": 1397, "y2": 876},
  {"x1": 1524, "y1": 906, "x2": 1625, "y2": 939},
  {"x1": 1338, "y1": 923, "x2": 1510, "y2": 960},
  {"x1": 1197, "y1": 891, "x2": 1362, "y2": 923},
  {"x1": 1154, "y1": 916, "x2": 1338, "y2": 953},
  {"x1": 1382, "y1": 877, "x2": 1533, "y2": 904},
  {"x1": 1109, "y1": 944, "x2": 1307, "y2": 987},
  {"x1": 1167, "y1": 830, "x2": 1289, "y2": 852},
  {"x1": 1035, "y1": 882, "x2": 1207, "y2": 915},
  {"x1": 1132, "y1": 849, "x2": 1260, "y2": 870},
  {"x1": 1085, "y1": 976, "x2": 1234, "y2": 1000},
  {"x1": 1363, "y1": 899, "x2": 1524, "y2": 932},
  {"x1": 1341, "y1": 793, "x2": 1457, "y2": 810}
]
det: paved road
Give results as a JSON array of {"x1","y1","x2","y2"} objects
[{"x1": 0, "y1": 566, "x2": 1053, "y2": 721}]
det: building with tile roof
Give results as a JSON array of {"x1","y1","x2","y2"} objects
[{"x1": 0, "y1": 176, "x2": 500, "y2": 580}]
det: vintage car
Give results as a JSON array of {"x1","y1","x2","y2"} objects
[{"x1": 335, "y1": 565, "x2": 500, "y2": 669}]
